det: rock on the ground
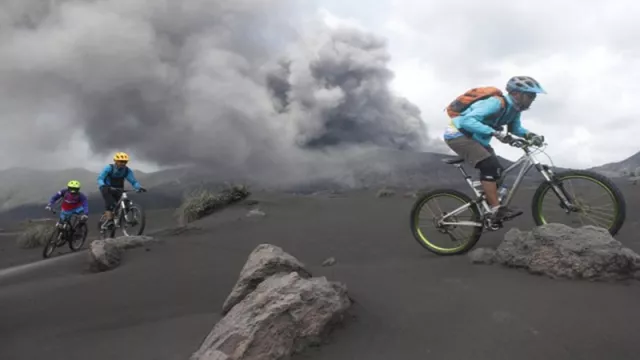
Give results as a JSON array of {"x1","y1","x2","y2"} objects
[
  {"x1": 246, "y1": 209, "x2": 265, "y2": 217},
  {"x1": 468, "y1": 248, "x2": 496, "y2": 264},
  {"x1": 190, "y1": 271, "x2": 351, "y2": 360},
  {"x1": 88, "y1": 240, "x2": 124, "y2": 272},
  {"x1": 474, "y1": 223, "x2": 640, "y2": 281},
  {"x1": 88, "y1": 235, "x2": 159, "y2": 272},
  {"x1": 322, "y1": 257, "x2": 336, "y2": 267},
  {"x1": 222, "y1": 244, "x2": 312, "y2": 314}
]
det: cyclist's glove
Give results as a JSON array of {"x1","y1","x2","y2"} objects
[
  {"x1": 525, "y1": 132, "x2": 545, "y2": 146},
  {"x1": 45, "y1": 204, "x2": 52, "y2": 211},
  {"x1": 136, "y1": 187, "x2": 147, "y2": 193},
  {"x1": 80, "y1": 214, "x2": 89, "y2": 222},
  {"x1": 492, "y1": 131, "x2": 513, "y2": 144}
]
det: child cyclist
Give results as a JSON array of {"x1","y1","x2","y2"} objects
[{"x1": 45, "y1": 180, "x2": 89, "y2": 227}]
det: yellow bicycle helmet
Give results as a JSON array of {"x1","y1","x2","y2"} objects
[
  {"x1": 113, "y1": 152, "x2": 129, "y2": 162},
  {"x1": 67, "y1": 180, "x2": 81, "y2": 193}
]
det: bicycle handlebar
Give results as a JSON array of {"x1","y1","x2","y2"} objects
[
  {"x1": 495, "y1": 133, "x2": 547, "y2": 150},
  {"x1": 104, "y1": 187, "x2": 148, "y2": 193}
]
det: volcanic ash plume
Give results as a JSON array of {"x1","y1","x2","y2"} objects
[{"x1": 0, "y1": 0, "x2": 436, "y2": 185}]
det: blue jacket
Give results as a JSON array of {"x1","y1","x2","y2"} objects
[
  {"x1": 443, "y1": 94, "x2": 530, "y2": 147},
  {"x1": 97, "y1": 164, "x2": 142, "y2": 190}
]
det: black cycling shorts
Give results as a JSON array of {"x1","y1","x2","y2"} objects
[{"x1": 100, "y1": 186, "x2": 123, "y2": 211}]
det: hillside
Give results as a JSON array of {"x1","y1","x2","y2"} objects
[
  {"x1": 0, "y1": 146, "x2": 602, "y2": 220},
  {"x1": 589, "y1": 151, "x2": 640, "y2": 178}
]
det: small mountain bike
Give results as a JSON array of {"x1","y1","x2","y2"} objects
[
  {"x1": 42, "y1": 209, "x2": 89, "y2": 258},
  {"x1": 410, "y1": 135, "x2": 626, "y2": 255},
  {"x1": 98, "y1": 188, "x2": 147, "y2": 239}
]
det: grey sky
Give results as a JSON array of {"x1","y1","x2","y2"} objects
[
  {"x1": 0, "y1": 0, "x2": 638, "y2": 174},
  {"x1": 337, "y1": 0, "x2": 640, "y2": 168}
]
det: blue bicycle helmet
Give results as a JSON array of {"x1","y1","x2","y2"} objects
[{"x1": 506, "y1": 76, "x2": 546, "y2": 94}]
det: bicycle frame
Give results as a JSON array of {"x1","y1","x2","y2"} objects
[
  {"x1": 438, "y1": 140, "x2": 573, "y2": 228},
  {"x1": 116, "y1": 192, "x2": 130, "y2": 213}
]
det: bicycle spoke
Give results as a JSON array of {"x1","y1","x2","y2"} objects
[
  {"x1": 536, "y1": 172, "x2": 622, "y2": 233},
  {"x1": 412, "y1": 191, "x2": 481, "y2": 254}
]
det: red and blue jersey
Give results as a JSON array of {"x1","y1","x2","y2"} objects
[{"x1": 48, "y1": 189, "x2": 89, "y2": 214}]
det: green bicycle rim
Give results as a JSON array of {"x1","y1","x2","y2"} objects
[
  {"x1": 536, "y1": 175, "x2": 618, "y2": 230},
  {"x1": 413, "y1": 193, "x2": 475, "y2": 253}
]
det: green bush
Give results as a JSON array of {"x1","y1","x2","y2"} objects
[
  {"x1": 16, "y1": 222, "x2": 57, "y2": 249},
  {"x1": 176, "y1": 184, "x2": 251, "y2": 225}
]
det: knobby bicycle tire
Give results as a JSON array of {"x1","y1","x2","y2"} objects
[
  {"x1": 42, "y1": 227, "x2": 60, "y2": 259},
  {"x1": 531, "y1": 169, "x2": 626, "y2": 235},
  {"x1": 410, "y1": 188, "x2": 483, "y2": 255},
  {"x1": 69, "y1": 222, "x2": 88, "y2": 251}
]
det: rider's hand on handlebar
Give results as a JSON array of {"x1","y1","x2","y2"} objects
[
  {"x1": 80, "y1": 214, "x2": 89, "y2": 222},
  {"x1": 136, "y1": 187, "x2": 147, "y2": 193},
  {"x1": 525, "y1": 132, "x2": 545, "y2": 147},
  {"x1": 492, "y1": 131, "x2": 513, "y2": 144},
  {"x1": 44, "y1": 204, "x2": 52, "y2": 211}
]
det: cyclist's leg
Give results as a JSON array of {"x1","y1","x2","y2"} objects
[
  {"x1": 58, "y1": 210, "x2": 72, "y2": 227},
  {"x1": 475, "y1": 149, "x2": 522, "y2": 219},
  {"x1": 445, "y1": 136, "x2": 498, "y2": 197},
  {"x1": 71, "y1": 207, "x2": 84, "y2": 225},
  {"x1": 100, "y1": 186, "x2": 116, "y2": 224}
]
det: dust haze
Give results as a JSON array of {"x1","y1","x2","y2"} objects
[{"x1": 0, "y1": 0, "x2": 443, "y2": 187}]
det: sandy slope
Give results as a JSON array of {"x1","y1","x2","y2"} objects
[{"x1": 1, "y1": 188, "x2": 640, "y2": 360}]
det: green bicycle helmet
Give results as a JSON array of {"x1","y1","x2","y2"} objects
[{"x1": 67, "y1": 180, "x2": 81, "y2": 193}]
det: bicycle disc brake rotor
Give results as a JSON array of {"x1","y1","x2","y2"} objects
[{"x1": 434, "y1": 212, "x2": 458, "y2": 234}]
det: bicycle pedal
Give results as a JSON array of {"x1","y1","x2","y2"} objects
[{"x1": 502, "y1": 210, "x2": 524, "y2": 221}]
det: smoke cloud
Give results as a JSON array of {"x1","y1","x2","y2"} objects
[{"x1": 0, "y1": 0, "x2": 437, "y2": 186}]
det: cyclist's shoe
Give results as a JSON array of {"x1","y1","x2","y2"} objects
[
  {"x1": 101, "y1": 219, "x2": 114, "y2": 230},
  {"x1": 491, "y1": 206, "x2": 523, "y2": 222}
]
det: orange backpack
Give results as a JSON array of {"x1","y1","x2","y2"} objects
[{"x1": 445, "y1": 86, "x2": 506, "y2": 118}]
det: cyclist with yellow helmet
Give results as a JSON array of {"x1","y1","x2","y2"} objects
[
  {"x1": 97, "y1": 152, "x2": 146, "y2": 229},
  {"x1": 45, "y1": 180, "x2": 89, "y2": 227}
]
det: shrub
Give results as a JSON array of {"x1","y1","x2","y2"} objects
[
  {"x1": 376, "y1": 187, "x2": 396, "y2": 198},
  {"x1": 16, "y1": 221, "x2": 57, "y2": 249},
  {"x1": 176, "y1": 184, "x2": 251, "y2": 225}
]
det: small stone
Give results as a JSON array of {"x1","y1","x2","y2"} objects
[{"x1": 322, "y1": 257, "x2": 337, "y2": 267}]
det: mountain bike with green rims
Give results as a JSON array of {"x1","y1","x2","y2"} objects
[{"x1": 410, "y1": 134, "x2": 626, "y2": 256}]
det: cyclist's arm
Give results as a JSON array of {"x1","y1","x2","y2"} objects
[
  {"x1": 453, "y1": 97, "x2": 502, "y2": 136},
  {"x1": 507, "y1": 112, "x2": 529, "y2": 137},
  {"x1": 48, "y1": 189, "x2": 64, "y2": 205},
  {"x1": 97, "y1": 165, "x2": 111, "y2": 188},
  {"x1": 80, "y1": 193, "x2": 89, "y2": 215},
  {"x1": 125, "y1": 169, "x2": 142, "y2": 190}
]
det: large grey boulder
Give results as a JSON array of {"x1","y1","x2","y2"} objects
[
  {"x1": 222, "y1": 244, "x2": 312, "y2": 314},
  {"x1": 191, "y1": 244, "x2": 352, "y2": 360},
  {"x1": 88, "y1": 235, "x2": 160, "y2": 272},
  {"x1": 469, "y1": 223, "x2": 640, "y2": 281}
]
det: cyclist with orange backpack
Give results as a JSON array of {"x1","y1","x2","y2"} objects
[{"x1": 443, "y1": 76, "x2": 546, "y2": 221}]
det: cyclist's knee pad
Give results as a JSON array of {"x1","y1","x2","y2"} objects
[{"x1": 475, "y1": 156, "x2": 503, "y2": 182}]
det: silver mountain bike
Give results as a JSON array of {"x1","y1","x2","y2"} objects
[
  {"x1": 98, "y1": 188, "x2": 147, "y2": 239},
  {"x1": 410, "y1": 135, "x2": 626, "y2": 255}
]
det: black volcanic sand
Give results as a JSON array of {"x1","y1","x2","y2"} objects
[{"x1": 1, "y1": 187, "x2": 640, "y2": 360}]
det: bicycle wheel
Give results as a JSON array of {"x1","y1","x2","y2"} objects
[
  {"x1": 69, "y1": 222, "x2": 88, "y2": 251},
  {"x1": 410, "y1": 189, "x2": 483, "y2": 255},
  {"x1": 121, "y1": 204, "x2": 146, "y2": 236},
  {"x1": 42, "y1": 227, "x2": 61, "y2": 259},
  {"x1": 531, "y1": 170, "x2": 626, "y2": 235}
]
